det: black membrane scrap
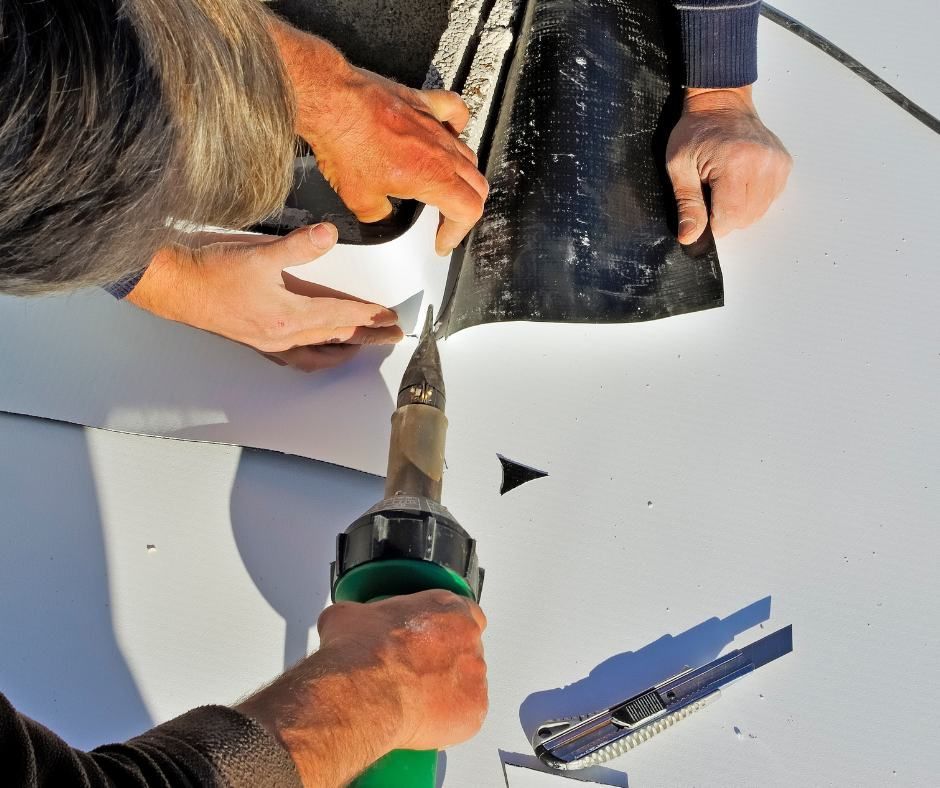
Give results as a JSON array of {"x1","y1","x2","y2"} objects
[
  {"x1": 498, "y1": 454, "x2": 550, "y2": 495},
  {"x1": 438, "y1": 0, "x2": 724, "y2": 336}
]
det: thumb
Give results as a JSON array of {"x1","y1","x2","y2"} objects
[
  {"x1": 259, "y1": 223, "x2": 338, "y2": 269},
  {"x1": 668, "y1": 158, "x2": 709, "y2": 245},
  {"x1": 419, "y1": 89, "x2": 471, "y2": 135}
]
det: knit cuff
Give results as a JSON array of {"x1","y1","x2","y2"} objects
[
  {"x1": 676, "y1": 1, "x2": 761, "y2": 88},
  {"x1": 126, "y1": 705, "x2": 302, "y2": 788},
  {"x1": 103, "y1": 270, "x2": 146, "y2": 299}
]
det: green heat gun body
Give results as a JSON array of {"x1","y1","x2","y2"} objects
[{"x1": 330, "y1": 308, "x2": 484, "y2": 787}]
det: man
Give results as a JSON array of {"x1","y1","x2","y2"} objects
[{"x1": 0, "y1": 0, "x2": 790, "y2": 784}]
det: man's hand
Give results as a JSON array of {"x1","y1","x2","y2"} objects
[
  {"x1": 269, "y1": 19, "x2": 488, "y2": 256},
  {"x1": 666, "y1": 86, "x2": 792, "y2": 245},
  {"x1": 128, "y1": 224, "x2": 403, "y2": 372},
  {"x1": 237, "y1": 590, "x2": 488, "y2": 788}
]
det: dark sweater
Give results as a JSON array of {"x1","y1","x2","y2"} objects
[
  {"x1": 676, "y1": 0, "x2": 761, "y2": 87},
  {"x1": 0, "y1": 694, "x2": 301, "y2": 787}
]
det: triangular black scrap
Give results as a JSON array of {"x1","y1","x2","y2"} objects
[{"x1": 498, "y1": 454, "x2": 549, "y2": 495}]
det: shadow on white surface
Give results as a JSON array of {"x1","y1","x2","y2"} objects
[
  {"x1": 229, "y1": 446, "x2": 384, "y2": 668},
  {"x1": 0, "y1": 414, "x2": 151, "y2": 748},
  {"x1": 519, "y1": 598, "x2": 772, "y2": 741}
]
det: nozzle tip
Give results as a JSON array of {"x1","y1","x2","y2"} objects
[{"x1": 421, "y1": 305, "x2": 435, "y2": 340}]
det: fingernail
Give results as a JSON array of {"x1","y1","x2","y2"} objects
[
  {"x1": 679, "y1": 217, "x2": 696, "y2": 228},
  {"x1": 309, "y1": 223, "x2": 336, "y2": 250}
]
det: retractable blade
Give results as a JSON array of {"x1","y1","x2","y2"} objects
[{"x1": 532, "y1": 625, "x2": 793, "y2": 770}]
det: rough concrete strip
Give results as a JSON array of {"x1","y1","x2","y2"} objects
[
  {"x1": 423, "y1": 0, "x2": 489, "y2": 91},
  {"x1": 459, "y1": 0, "x2": 523, "y2": 152}
]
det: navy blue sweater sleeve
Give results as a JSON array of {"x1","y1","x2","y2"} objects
[
  {"x1": 104, "y1": 270, "x2": 146, "y2": 299},
  {"x1": 0, "y1": 692, "x2": 302, "y2": 787},
  {"x1": 674, "y1": 0, "x2": 761, "y2": 88}
]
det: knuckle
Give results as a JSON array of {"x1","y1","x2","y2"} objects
[
  {"x1": 450, "y1": 185, "x2": 485, "y2": 222},
  {"x1": 726, "y1": 148, "x2": 753, "y2": 171},
  {"x1": 345, "y1": 195, "x2": 386, "y2": 221},
  {"x1": 425, "y1": 588, "x2": 460, "y2": 607},
  {"x1": 443, "y1": 89, "x2": 465, "y2": 108},
  {"x1": 665, "y1": 155, "x2": 686, "y2": 177},
  {"x1": 464, "y1": 200, "x2": 485, "y2": 225},
  {"x1": 317, "y1": 602, "x2": 349, "y2": 631},
  {"x1": 673, "y1": 189, "x2": 703, "y2": 204},
  {"x1": 461, "y1": 144, "x2": 479, "y2": 165}
]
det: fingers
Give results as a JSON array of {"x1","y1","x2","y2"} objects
[
  {"x1": 453, "y1": 138, "x2": 479, "y2": 167},
  {"x1": 429, "y1": 160, "x2": 488, "y2": 255},
  {"x1": 666, "y1": 155, "x2": 709, "y2": 245},
  {"x1": 420, "y1": 90, "x2": 471, "y2": 135},
  {"x1": 266, "y1": 344, "x2": 362, "y2": 373},
  {"x1": 289, "y1": 323, "x2": 404, "y2": 348},
  {"x1": 291, "y1": 296, "x2": 399, "y2": 332},
  {"x1": 404, "y1": 91, "x2": 488, "y2": 252},
  {"x1": 418, "y1": 175, "x2": 487, "y2": 256},
  {"x1": 455, "y1": 156, "x2": 489, "y2": 202},
  {"x1": 253, "y1": 294, "x2": 399, "y2": 355},
  {"x1": 708, "y1": 172, "x2": 749, "y2": 238}
]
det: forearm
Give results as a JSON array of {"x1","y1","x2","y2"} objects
[
  {"x1": 674, "y1": 0, "x2": 762, "y2": 88},
  {"x1": 265, "y1": 17, "x2": 353, "y2": 139},
  {"x1": 235, "y1": 644, "x2": 402, "y2": 788},
  {"x1": 0, "y1": 692, "x2": 299, "y2": 787}
]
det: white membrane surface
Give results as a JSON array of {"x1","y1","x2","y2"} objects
[{"x1": 1, "y1": 15, "x2": 939, "y2": 788}]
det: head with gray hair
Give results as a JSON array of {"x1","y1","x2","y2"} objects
[{"x1": 0, "y1": 0, "x2": 296, "y2": 295}]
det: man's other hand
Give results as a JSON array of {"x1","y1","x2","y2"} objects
[
  {"x1": 270, "y1": 20, "x2": 488, "y2": 257},
  {"x1": 128, "y1": 224, "x2": 402, "y2": 373},
  {"x1": 666, "y1": 86, "x2": 792, "y2": 245},
  {"x1": 237, "y1": 590, "x2": 488, "y2": 787}
]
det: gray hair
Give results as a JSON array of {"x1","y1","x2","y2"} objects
[{"x1": 0, "y1": 0, "x2": 296, "y2": 295}]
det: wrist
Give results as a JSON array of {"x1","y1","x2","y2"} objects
[
  {"x1": 127, "y1": 245, "x2": 204, "y2": 325},
  {"x1": 683, "y1": 85, "x2": 756, "y2": 114},
  {"x1": 236, "y1": 645, "x2": 403, "y2": 787},
  {"x1": 267, "y1": 17, "x2": 353, "y2": 139}
]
